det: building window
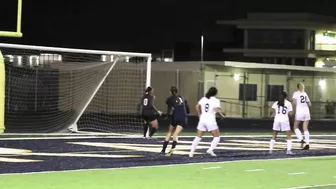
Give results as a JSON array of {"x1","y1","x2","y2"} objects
[
  {"x1": 239, "y1": 84, "x2": 257, "y2": 101},
  {"x1": 267, "y1": 85, "x2": 284, "y2": 101}
]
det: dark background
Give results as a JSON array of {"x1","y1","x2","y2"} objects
[{"x1": 1, "y1": 0, "x2": 336, "y2": 60}]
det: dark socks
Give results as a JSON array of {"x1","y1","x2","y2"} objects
[
  {"x1": 143, "y1": 123, "x2": 148, "y2": 137},
  {"x1": 172, "y1": 140, "x2": 177, "y2": 149},
  {"x1": 161, "y1": 141, "x2": 169, "y2": 153},
  {"x1": 149, "y1": 127, "x2": 157, "y2": 137}
]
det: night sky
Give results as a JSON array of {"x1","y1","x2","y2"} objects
[{"x1": 1, "y1": 0, "x2": 336, "y2": 57}]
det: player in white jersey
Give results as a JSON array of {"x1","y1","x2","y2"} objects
[
  {"x1": 189, "y1": 87, "x2": 225, "y2": 157},
  {"x1": 292, "y1": 83, "x2": 311, "y2": 150},
  {"x1": 269, "y1": 91, "x2": 294, "y2": 155}
]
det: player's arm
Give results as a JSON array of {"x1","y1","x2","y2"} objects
[
  {"x1": 306, "y1": 95, "x2": 312, "y2": 106},
  {"x1": 195, "y1": 103, "x2": 201, "y2": 118},
  {"x1": 287, "y1": 101, "x2": 294, "y2": 117},
  {"x1": 185, "y1": 99, "x2": 190, "y2": 114},
  {"x1": 151, "y1": 96, "x2": 162, "y2": 115},
  {"x1": 216, "y1": 108, "x2": 225, "y2": 118},
  {"x1": 292, "y1": 93, "x2": 297, "y2": 106},
  {"x1": 165, "y1": 97, "x2": 172, "y2": 116},
  {"x1": 215, "y1": 99, "x2": 225, "y2": 118},
  {"x1": 269, "y1": 108, "x2": 275, "y2": 118},
  {"x1": 269, "y1": 102, "x2": 277, "y2": 118}
]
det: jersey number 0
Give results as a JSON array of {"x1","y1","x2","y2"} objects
[{"x1": 143, "y1": 98, "x2": 148, "y2": 106}]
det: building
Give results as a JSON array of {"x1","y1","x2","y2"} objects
[{"x1": 217, "y1": 13, "x2": 336, "y2": 67}]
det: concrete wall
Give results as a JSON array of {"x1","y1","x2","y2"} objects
[{"x1": 204, "y1": 64, "x2": 336, "y2": 118}]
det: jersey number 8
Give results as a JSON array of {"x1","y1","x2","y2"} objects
[
  {"x1": 143, "y1": 98, "x2": 148, "y2": 106},
  {"x1": 277, "y1": 106, "x2": 287, "y2": 114},
  {"x1": 205, "y1": 103, "x2": 209, "y2": 112}
]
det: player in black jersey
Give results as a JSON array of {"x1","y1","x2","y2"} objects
[
  {"x1": 160, "y1": 86, "x2": 190, "y2": 156},
  {"x1": 140, "y1": 86, "x2": 162, "y2": 138}
]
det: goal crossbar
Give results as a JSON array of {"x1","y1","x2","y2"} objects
[{"x1": 0, "y1": 43, "x2": 151, "y2": 57}]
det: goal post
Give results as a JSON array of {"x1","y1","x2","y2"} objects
[
  {"x1": 0, "y1": 0, "x2": 23, "y2": 38},
  {"x1": 0, "y1": 52, "x2": 5, "y2": 133},
  {"x1": 0, "y1": 43, "x2": 151, "y2": 134}
]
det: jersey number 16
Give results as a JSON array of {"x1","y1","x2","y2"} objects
[{"x1": 277, "y1": 106, "x2": 287, "y2": 114}]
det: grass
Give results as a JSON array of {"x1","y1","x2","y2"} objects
[{"x1": 0, "y1": 156, "x2": 335, "y2": 189}]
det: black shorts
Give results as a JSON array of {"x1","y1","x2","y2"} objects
[
  {"x1": 142, "y1": 114, "x2": 159, "y2": 123},
  {"x1": 171, "y1": 117, "x2": 188, "y2": 128}
]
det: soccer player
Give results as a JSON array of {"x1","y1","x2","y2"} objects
[
  {"x1": 292, "y1": 83, "x2": 311, "y2": 150},
  {"x1": 189, "y1": 87, "x2": 225, "y2": 157},
  {"x1": 140, "y1": 86, "x2": 162, "y2": 138},
  {"x1": 160, "y1": 86, "x2": 190, "y2": 156},
  {"x1": 269, "y1": 91, "x2": 294, "y2": 155}
]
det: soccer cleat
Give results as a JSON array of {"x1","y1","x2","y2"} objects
[
  {"x1": 302, "y1": 145, "x2": 310, "y2": 150},
  {"x1": 159, "y1": 151, "x2": 166, "y2": 156},
  {"x1": 286, "y1": 151, "x2": 295, "y2": 155},
  {"x1": 206, "y1": 149, "x2": 217, "y2": 157},
  {"x1": 189, "y1": 153, "x2": 194, "y2": 158},
  {"x1": 165, "y1": 149, "x2": 175, "y2": 157},
  {"x1": 300, "y1": 140, "x2": 306, "y2": 148}
]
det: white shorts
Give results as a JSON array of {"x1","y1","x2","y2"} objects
[
  {"x1": 295, "y1": 111, "x2": 311, "y2": 121},
  {"x1": 273, "y1": 121, "x2": 291, "y2": 131},
  {"x1": 197, "y1": 121, "x2": 218, "y2": 132}
]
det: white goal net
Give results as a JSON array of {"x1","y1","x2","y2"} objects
[{"x1": 0, "y1": 43, "x2": 151, "y2": 134}]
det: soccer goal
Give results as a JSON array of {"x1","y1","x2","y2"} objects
[{"x1": 0, "y1": 43, "x2": 151, "y2": 134}]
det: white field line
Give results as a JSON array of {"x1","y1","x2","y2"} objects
[
  {"x1": 202, "y1": 166, "x2": 222, "y2": 170},
  {"x1": 0, "y1": 135, "x2": 335, "y2": 141},
  {"x1": 245, "y1": 169, "x2": 264, "y2": 172},
  {"x1": 282, "y1": 183, "x2": 336, "y2": 189},
  {"x1": 288, "y1": 172, "x2": 305, "y2": 175},
  {"x1": 0, "y1": 154, "x2": 335, "y2": 176}
]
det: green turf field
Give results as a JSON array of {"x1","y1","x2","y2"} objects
[{"x1": 0, "y1": 156, "x2": 335, "y2": 189}]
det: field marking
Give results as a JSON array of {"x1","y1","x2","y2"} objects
[
  {"x1": 0, "y1": 135, "x2": 335, "y2": 141},
  {"x1": 245, "y1": 169, "x2": 264, "y2": 172},
  {"x1": 202, "y1": 166, "x2": 221, "y2": 170},
  {"x1": 282, "y1": 183, "x2": 336, "y2": 189},
  {"x1": 0, "y1": 157, "x2": 42, "y2": 163},
  {"x1": 288, "y1": 172, "x2": 305, "y2": 175},
  {"x1": 0, "y1": 154, "x2": 335, "y2": 176}
]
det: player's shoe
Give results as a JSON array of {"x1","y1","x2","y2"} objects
[
  {"x1": 302, "y1": 145, "x2": 310, "y2": 150},
  {"x1": 300, "y1": 140, "x2": 306, "y2": 148},
  {"x1": 159, "y1": 151, "x2": 166, "y2": 156},
  {"x1": 286, "y1": 151, "x2": 295, "y2": 155},
  {"x1": 206, "y1": 149, "x2": 217, "y2": 157},
  {"x1": 189, "y1": 153, "x2": 194, "y2": 158},
  {"x1": 166, "y1": 149, "x2": 175, "y2": 157}
]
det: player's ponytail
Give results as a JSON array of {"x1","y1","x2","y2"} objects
[
  {"x1": 205, "y1": 87, "x2": 218, "y2": 99},
  {"x1": 277, "y1": 91, "x2": 287, "y2": 107},
  {"x1": 145, "y1": 86, "x2": 153, "y2": 94},
  {"x1": 170, "y1": 86, "x2": 178, "y2": 95}
]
